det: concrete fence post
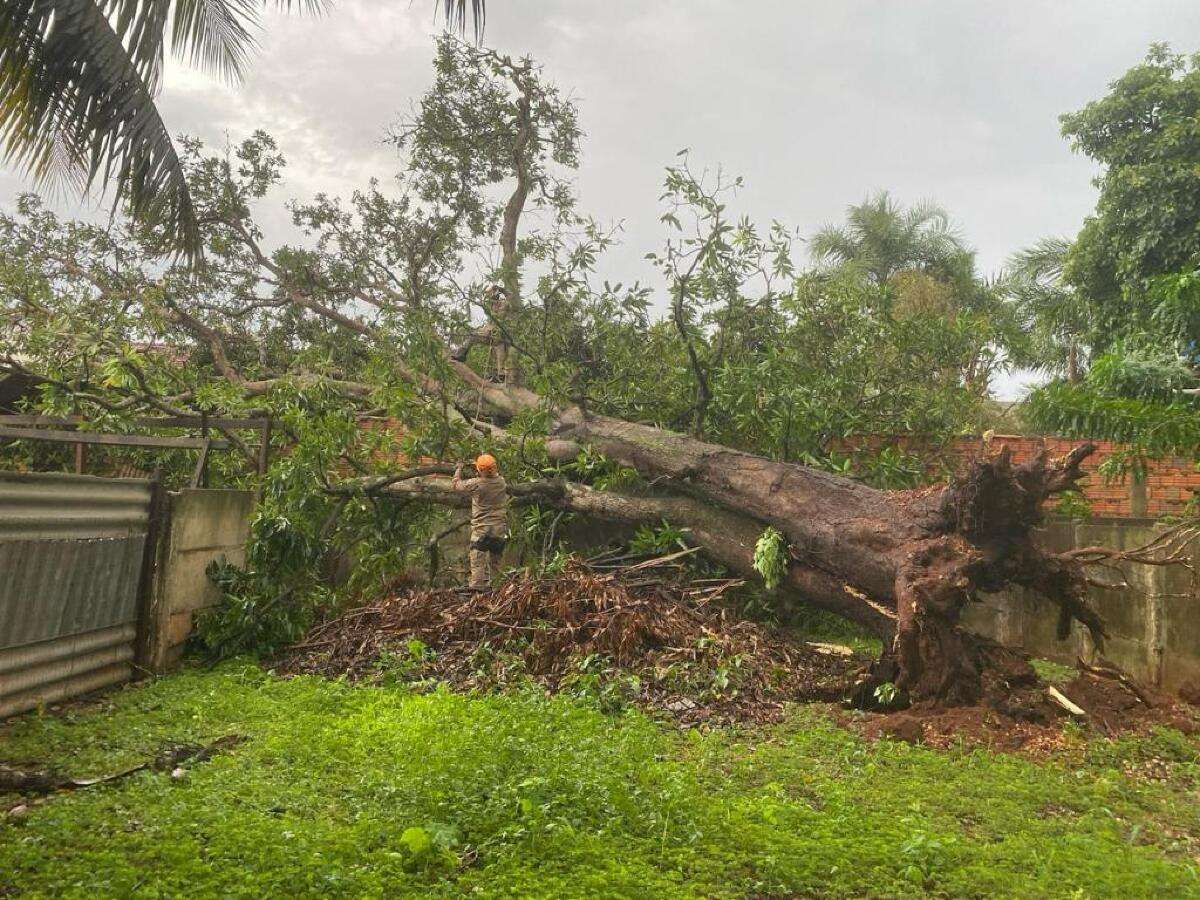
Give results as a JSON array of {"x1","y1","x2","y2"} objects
[{"x1": 139, "y1": 488, "x2": 256, "y2": 673}]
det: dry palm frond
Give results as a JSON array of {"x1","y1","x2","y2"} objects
[{"x1": 441, "y1": 0, "x2": 485, "y2": 42}]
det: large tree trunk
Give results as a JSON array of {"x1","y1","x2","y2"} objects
[
  {"x1": 384, "y1": 477, "x2": 897, "y2": 637},
  {"x1": 541, "y1": 410, "x2": 1105, "y2": 707}
]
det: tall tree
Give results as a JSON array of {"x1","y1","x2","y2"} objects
[
  {"x1": 811, "y1": 192, "x2": 968, "y2": 285},
  {"x1": 1061, "y1": 44, "x2": 1200, "y2": 340},
  {"x1": 1021, "y1": 45, "x2": 1200, "y2": 460},
  {"x1": 812, "y1": 192, "x2": 1015, "y2": 395}
]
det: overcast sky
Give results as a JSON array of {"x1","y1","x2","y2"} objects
[{"x1": 5, "y1": 1, "x2": 1200, "y2": 397}]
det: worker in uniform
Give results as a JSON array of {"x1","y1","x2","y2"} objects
[{"x1": 452, "y1": 453, "x2": 510, "y2": 588}]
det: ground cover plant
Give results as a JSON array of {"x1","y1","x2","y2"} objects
[{"x1": 3, "y1": 664, "x2": 1200, "y2": 898}]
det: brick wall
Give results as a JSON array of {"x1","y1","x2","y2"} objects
[{"x1": 945, "y1": 435, "x2": 1197, "y2": 518}]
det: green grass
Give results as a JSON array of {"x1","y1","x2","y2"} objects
[
  {"x1": 2, "y1": 664, "x2": 1199, "y2": 898},
  {"x1": 1031, "y1": 658, "x2": 1079, "y2": 685}
]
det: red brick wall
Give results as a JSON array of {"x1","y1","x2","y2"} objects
[{"x1": 946, "y1": 435, "x2": 1197, "y2": 518}]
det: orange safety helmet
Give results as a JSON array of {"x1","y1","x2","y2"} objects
[{"x1": 475, "y1": 453, "x2": 499, "y2": 475}]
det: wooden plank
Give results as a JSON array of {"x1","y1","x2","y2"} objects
[
  {"x1": 190, "y1": 439, "x2": 211, "y2": 488},
  {"x1": 0, "y1": 415, "x2": 268, "y2": 430},
  {"x1": 256, "y1": 417, "x2": 273, "y2": 477},
  {"x1": 0, "y1": 426, "x2": 230, "y2": 450}
]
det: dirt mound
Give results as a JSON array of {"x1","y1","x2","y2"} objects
[
  {"x1": 859, "y1": 661, "x2": 1200, "y2": 753},
  {"x1": 273, "y1": 561, "x2": 862, "y2": 724}
]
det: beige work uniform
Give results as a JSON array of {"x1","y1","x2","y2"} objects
[{"x1": 452, "y1": 473, "x2": 509, "y2": 587}]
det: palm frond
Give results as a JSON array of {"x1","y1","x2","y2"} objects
[
  {"x1": 904, "y1": 197, "x2": 951, "y2": 233},
  {"x1": 126, "y1": 0, "x2": 324, "y2": 86},
  {"x1": 441, "y1": 0, "x2": 485, "y2": 40},
  {"x1": 812, "y1": 192, "x2": 971, "y2": 284},
  {"x1": 1, "y1": 0, "x2": 199, "y2": 256},
  {"x1": 809, "y1": 225, "x2": 856, "y2": 264},
  {"x1": 1, "y1": 0, "x2": 328, "y2": 260},
  {"x1": 168, "y1": 0, "x2": 260, "y2": 81},
  {"x1": 1008, "y1": 236, "x2": 1072, "y2": 286},
  {"x1": 99, "y1": 0, "x2": 171, "y2": 91}
]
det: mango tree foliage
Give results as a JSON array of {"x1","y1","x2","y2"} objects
[
  {"x1": 1016, "y1": 46, "x2": 1200, "y2": 467},
  {"x1": 1023, "y1": 272, "x2": 1200, "y2": 462}
]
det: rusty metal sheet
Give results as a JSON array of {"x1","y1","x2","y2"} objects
[
  {"x1": 2, "y1": 641, "x2": 133, "y2": 697},
  {"x1": 0, "y1": 626, "x2": 138, "y2": 718},
  {"x1": 0, "y1": 470, "x2": 151, "y2": 540},
  {"x1": 0, "y1": 661, "x2": 132, "y2": 719},
  {"x1": 0, "y1": 624, "x2": 134, "y2": 675}
]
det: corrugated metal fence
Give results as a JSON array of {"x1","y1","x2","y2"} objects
[{"x1": 0, "y1": 471, "x2": 156, "y2": 717}]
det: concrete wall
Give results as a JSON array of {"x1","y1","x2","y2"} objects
[
  {"x1": 964, "y1": 517, "x2": 1200, "y2": 692},
  {"x1": 125, "y1": 491, "x2": 1200, "y2": 690},
  {"x1": 552, "y1": 513, "x2": 1200, "y2": 692},
  {"x1": 145, "y1": 489, "x2": 255, "y2": 672}
]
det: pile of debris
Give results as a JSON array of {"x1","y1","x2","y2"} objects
[
  {"x1": 274, "y1": 550, "x2": 863, "y2": 724},
  {"x1": 275, "y1": 548, "x2": 1200, "y2": 743}
]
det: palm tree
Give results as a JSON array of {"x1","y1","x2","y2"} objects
[
  {"x1": 811, "y1": 191, "x2": 969, "y2": 285},
  {"x1": 0, "y1": 0, "x2": 487, "y2": 260},
  {"x1": 1005, "y1": 237, "x2": 1091, "y2": 383}
]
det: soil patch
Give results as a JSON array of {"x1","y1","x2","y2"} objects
[
  {"x1": 273, "y1": 561, "x2": 862, "y2": 725},
  {"x1": 857, "y1": 665, "x2": 1200, "y2": 754}
]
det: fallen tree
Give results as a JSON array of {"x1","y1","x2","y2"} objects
[
  {"x1": 551, "y1": 415, "x2": 1103, "y2": 705},
  {"x1": 4, "y1": 37, "x2": 1188, "y2": 709},
  {"x1": 369, "y1": 402, "x2": 1118, "y2": 706}
]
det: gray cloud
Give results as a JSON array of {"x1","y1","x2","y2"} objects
[{"x1": 4, "y1": 0, "x2": 1200, "y2": 397}]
